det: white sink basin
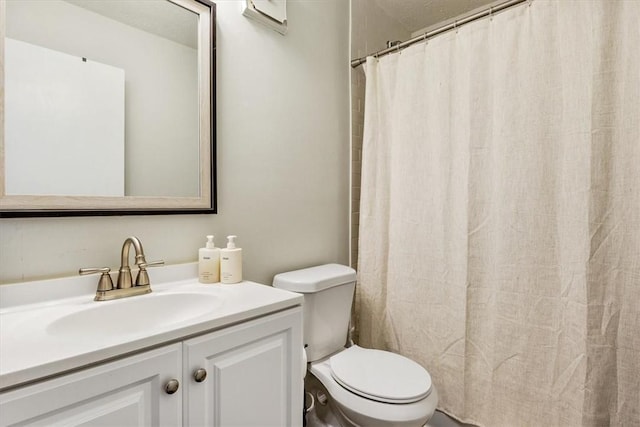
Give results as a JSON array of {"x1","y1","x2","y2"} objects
[
  {"x1": 47, "y1": 292, "x2": 222, "y2": 338},
  {"x1": 0, "y1": 263, "x2": 304, "y2": 391}
]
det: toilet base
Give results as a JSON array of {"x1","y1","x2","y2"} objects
[{"x1": 305, "y1": 372, "x2": 342, "y2": 427}]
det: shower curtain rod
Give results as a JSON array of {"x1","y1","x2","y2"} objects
[{"x1": 350, "y1": 0, "x2": 529, "y2": 68}]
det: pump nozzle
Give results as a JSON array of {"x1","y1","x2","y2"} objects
[
  {"x1": 226, "y1": 235, "x2": 237, "y2": 249},
  {"x1": 206, "y1": 235, "x2": 215, "y2": 249}
]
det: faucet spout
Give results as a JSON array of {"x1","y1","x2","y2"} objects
[
  {"x1": 121, "y1": 236, "x2": 146, "y2": 269},
  {"x1": 117, "y1": 236, "x2": 147, "y2": 289}
]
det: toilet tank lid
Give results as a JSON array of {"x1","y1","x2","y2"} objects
[{"x1": 273, "y1": 264, "x2": 356, "y2": 293}]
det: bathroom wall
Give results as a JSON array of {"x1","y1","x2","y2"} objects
[
  {"x1": 350, "y1": 0, "x2": 410, "y2": 268},
  {"x1": 0, "y1": 0, "x2": 350, "y2": 286}
]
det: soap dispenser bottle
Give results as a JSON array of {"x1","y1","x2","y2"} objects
[
  {"x1": 198, "y1": 235, "x2": 220, "y2": 283},
  {"x1": 220, "y1": 235, "x2": 242, "y2": 284}
]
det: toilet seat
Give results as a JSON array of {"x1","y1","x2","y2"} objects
[{"x1": 329, "y1": 346, "x2": 432, "y2": 404}]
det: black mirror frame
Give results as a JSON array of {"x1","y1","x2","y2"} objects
[{"x1": 0, "y1": 0, "x2": 216, "y2": 218}]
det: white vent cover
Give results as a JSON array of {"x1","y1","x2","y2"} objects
[{"x1": 243, "y1": 0, "x2": 287, "y2": 35}]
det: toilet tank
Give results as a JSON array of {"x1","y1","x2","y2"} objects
[{"x1": 273, "y1": 264, "x2": 356, "y2": 362}]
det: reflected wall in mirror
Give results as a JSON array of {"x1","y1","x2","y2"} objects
[{"x1": 0, "y1": 0, "x2": 216, "y2": 216}]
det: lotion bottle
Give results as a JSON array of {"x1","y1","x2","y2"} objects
[
  {"x1": 220, "y1": 235, "x2": 242, "y2": 284},
  {"x1": 198, "y1": 235, "x2": 220, "y2": 283}
]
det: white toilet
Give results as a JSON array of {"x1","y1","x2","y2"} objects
[{"x1": 273, "y1": 264, "x2": 438, "y2": 427}]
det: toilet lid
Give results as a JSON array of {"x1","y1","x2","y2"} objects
[{"x1": 330, "y1": 346, "x2": 432, "y2": 404}]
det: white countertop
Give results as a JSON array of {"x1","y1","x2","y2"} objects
[{"x1": 0, "y1": 263, "x2": 303, "y2": 391}]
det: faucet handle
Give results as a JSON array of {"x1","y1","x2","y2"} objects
[
  {"x1": 79, "y1": 267, "x2": 114, "y2": 292},
  {"x1": 138, "y1": 260, "x2": 164, "y2": 269},
  {"x1": 135, "y1": 260, "x2": 164, "y2": 286}
]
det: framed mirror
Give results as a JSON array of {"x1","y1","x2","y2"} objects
[{"x1": 0, "y1": 0, "x2": 216, "y2": 217}]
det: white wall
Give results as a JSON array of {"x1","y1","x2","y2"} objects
[
  {"x1": 0, "y1": 0, "x2": 350, "y2": 285},
  {"x1": 5, "y1": 38, "x2": 125, "y2": 197}
]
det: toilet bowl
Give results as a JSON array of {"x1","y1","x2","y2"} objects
[
  {"x1": 273, "y1": 264, "x2": 439, "y2": 427},
  {"x1": 310, "y1": 346, "x2": 438, "y2": 427}
]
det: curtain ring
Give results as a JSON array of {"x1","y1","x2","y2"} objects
[{"x1": 489, "y1": 6, "x2": 493, "y2": 20}]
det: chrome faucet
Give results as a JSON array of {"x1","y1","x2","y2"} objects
[{"x1": 79, "y1": 236, "x2": 164, "y2": 301}]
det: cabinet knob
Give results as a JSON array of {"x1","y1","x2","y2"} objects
[
  {"x1": 193, "y1": 368, "x2": 207, "y2": 383},
  {"x1": 164, "y1": 379, "x2": 180, "y2": 394}
]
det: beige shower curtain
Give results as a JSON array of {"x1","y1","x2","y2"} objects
[{"x1": 356, "y1": 1, "x2": 639, "y2": 426}]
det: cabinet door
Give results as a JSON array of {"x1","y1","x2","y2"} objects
[
  {"x1": 184, "y1": 307, "x2": 303, "y2": 427},
  {"x1": 0, "y1": 343, "x2": 182, "y2": 427}
]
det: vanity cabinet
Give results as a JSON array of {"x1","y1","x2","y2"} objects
[
  {"x1": 0, "y1": 307, "x2": 303, "y2": 427},
  {"x1": 0, "y1": 344, "x2": 183, "y2": 426}
]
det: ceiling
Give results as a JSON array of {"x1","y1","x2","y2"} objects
[
  {"x1": 65, "y1": 0, "x2": 500, "y2": 49},
  {"x1": 65, "y1": 0, "x2": 198, "y2": 48},
  {"x1": 372, "y1": 0, "x2": 501, "y2": 34}
]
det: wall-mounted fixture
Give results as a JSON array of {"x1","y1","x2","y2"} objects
[{"x1": 242, "y1": 0, "x2": 287, "y2": 35}]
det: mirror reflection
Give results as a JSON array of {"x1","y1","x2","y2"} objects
[{"x1": 3, "y1": 0, "x2": 203, "y2": 200}]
